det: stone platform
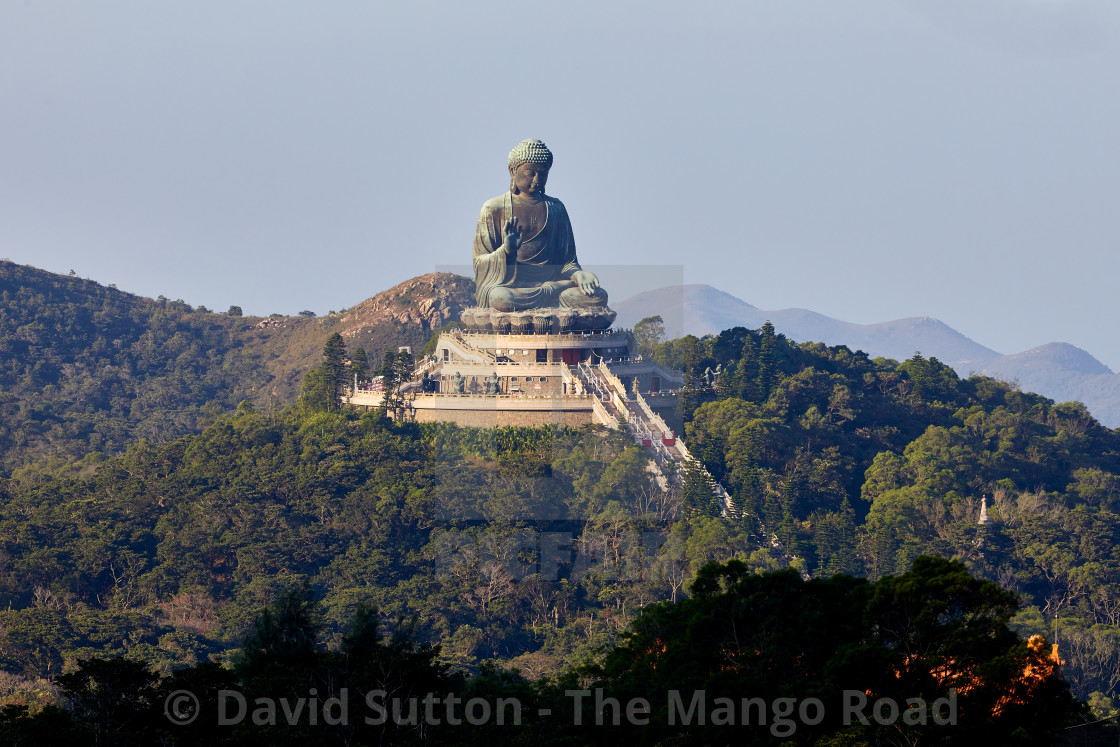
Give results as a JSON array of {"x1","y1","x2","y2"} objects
[
  {"x1": 459, "y1": 306, "x2": 616, "y2": 334},
  {"x1": 344, "y1": 324, "x2": 685, "y2": 435}
]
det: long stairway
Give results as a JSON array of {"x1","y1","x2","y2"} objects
[
  {"x1": 575, "y1": 361, "x2": 731, "y2": 511},
  {"x1": 570, "y1": 361, "x2": 625, "y2": 427}
]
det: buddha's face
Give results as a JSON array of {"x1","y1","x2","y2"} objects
[{"x1": 511, "y1": 162, "x2": 548, "y2": 197}]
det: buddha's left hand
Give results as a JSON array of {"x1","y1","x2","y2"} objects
[{"x1": 571, "y1": 271, "x2": 599, "y2": 296}]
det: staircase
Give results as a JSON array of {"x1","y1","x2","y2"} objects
[
  {"x1": 574, "y1": 361, "x2": 731, "y2": 512},
  {"x1": 572, "y1": 361, "x2": 626, "y2": 428}
]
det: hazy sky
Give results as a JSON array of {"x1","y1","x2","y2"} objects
[{"x1": 3, "y1": 1, "x2": 1118, "y2": 367}]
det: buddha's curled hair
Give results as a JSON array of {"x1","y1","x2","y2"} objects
[{"x1": 507, "y1": 139, "x2": 553, "y2": 171}]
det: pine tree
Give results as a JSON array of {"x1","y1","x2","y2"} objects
[
  {"x1": 297, "y1": 367, "x2": 334, "y2": 412},
  {"x1": 677, "y1": 371, "x2": 705, "y2": 424},
  {"x1": 735, "y1": 333, "x2": 760, "y2": 401},
  {"x1": 731, "y1": 464, "x2": 764, "y2": 541},
  {"x1": 901, "y1": 352, "x2": 929, "y2": 401},
  {"x1": 832, "y1": 498, "x2": 859, "y2": 575},
  {"x1": 762, "y1": 493, "x2": 782, "y2": 548},
  {"x1": 322, "y1": 333, "x2": 348, "y2": 402},
  {"x1": 682, "y1": 460, "x2": 719, "y2": 517},
  {"x1": 715, "y1": 359, "x2": 737, "y2": 399},
  {"x1": 725, "y1": 485, "x2": 745, "y2": 521},
  {"x1": 297, "y1": 333, "x2": 350, "y2": 412},
  {"x1": 377, "y1": 350, "x2": 415, "y2": 419},
  {"x1": 781, "y1": 472, "x2": 800, "y2": 517},
  {"x1": 378, "y1": 351, "x2": 399, "y2": 415},
  {"x1": 393, "y1": 349, "x2": 414, "y2": 382},
  {"x1": 351, "y1": 346, "x2": 368, "y2": 383},
  {"x1": 756, "y1": 321, "x2": 777, "y2": 401},
  {"x1": 779, "y1": 475, "x2": 801, "y2": 558}
]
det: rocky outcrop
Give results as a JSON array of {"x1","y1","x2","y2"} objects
[{"x1": 339, "y1": 273, "x2": 475, "y2": 337}]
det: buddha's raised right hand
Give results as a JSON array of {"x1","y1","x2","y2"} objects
[{"x1": 503, "y1": 217, "x2": 522, "y2": 255}]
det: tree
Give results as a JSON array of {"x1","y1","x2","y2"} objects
[
  {"x1": 756, "y1": 320, "x2": 778, "y2": 400},
  {"x1": 681, "y1": 459, "x2": 720, "y2": 516},
  {"x1": 732, "y1": 332, "x2": 760, "y2": 401},
  {"x1": 633, "y1": 315, "x2": 665, "y2": 358},
  {"x1": 581, "y1": 558, "x2": 1078, "y2": 746},
  {"x1": 297, "y1": 367, "x2": 333, "y2": 412},
  {"x1": 378, "y1": 349, "x2": 414, "y2": 419},
  {"x1": 322, "y1": 333, "x2": 348, "y2": 399},
  {"x1": 234, "y1": 584, "x2": 322, "y2": 693},
  {"x1": 56, "y1": 658, "x2": 159, "y2": 747},
  {"x1": 710, "y1": 326, "x2": 750, "y2": 365},
  {"x1": 297, "y1": 334, "x2": 351, "y2": 413},
  {"x1": 226, "y1": 305, "x2": 242, "y2": 316},
  {"x1": 337, "y1": 606, "x2": 455, "y2": 744},
  {"x1": 350, "y1": 346, "x2": 369, "y2": 383}
]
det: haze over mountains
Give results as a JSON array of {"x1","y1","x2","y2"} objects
[{"x1": 614, "y1": 284, "x2": 1120, "y2": 428}]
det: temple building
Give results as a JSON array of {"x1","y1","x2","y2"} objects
[{"x1": 344, "y1": 322, "x2": 683, "y2": 433}]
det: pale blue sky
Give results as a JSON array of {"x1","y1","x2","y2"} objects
[{"x1": 2, "y1": 1, "x2": 1118, "y2": 366}]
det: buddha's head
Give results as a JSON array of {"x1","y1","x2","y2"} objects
[{"x1": 508, "y1": 139, "x2": 552, "y2": 197}]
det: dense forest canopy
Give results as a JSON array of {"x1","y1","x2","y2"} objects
[
  {"x1": 2, "y1": 326, "x2": 1120, "y2": 715},
  {"x1": 2, "y1": 263, "x2": 1120, "y2": 742},
  {"x1": 2, "y1": 559, "x2": 1083, "y2": 745}
]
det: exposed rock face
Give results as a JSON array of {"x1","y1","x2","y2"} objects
[{"x1": 339, "y1": 273, "x2": 475, "y2": 337}]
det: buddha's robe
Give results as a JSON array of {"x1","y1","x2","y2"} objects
[{"x1": 472, "y1": 193, "x2": 608, "y2": 311}]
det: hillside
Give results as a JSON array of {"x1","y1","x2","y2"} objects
[
  {"x1": 1, "y1": 325, "x2": 1118, "y2": 715},
  {"x1": 615, "y1": 283, "x2": 1120, "y2": 427},
  {"x1": 3, "y1": 262, "x2": 1119, "y2": 725},
  {"x1": 249, "y1": 272, "x2": 474, "y2": 404},
  {"x1": 0, "y1": 261, "x2": 473, "y2": 472},
  {"x1": 339, "y1": 273, "x2": 473, "y2": 334}
]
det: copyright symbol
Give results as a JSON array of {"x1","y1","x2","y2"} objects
[{"x1": 164, "y1": 689, "x2": 200, "y2": 725}]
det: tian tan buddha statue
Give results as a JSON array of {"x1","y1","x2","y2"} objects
[{"x1": 469, "y1": 139, "x2": 613, "y2": 330}]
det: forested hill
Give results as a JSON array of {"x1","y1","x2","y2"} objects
[
  {"x1": 11, "y1": 261, "x2": 1120, "y2": 735},
  {"x1": 0, "y1": 261, "x2": 472, "y2": 473},
  {"x1": 4, "y1": 327, "x2": 1120, "y2": 718},
  {"x1": 654, "y1": 327, "x2": 1120, "y2": 702}
]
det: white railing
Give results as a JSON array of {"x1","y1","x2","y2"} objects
[
  {"x1": 634, "y1": 390, "x2": 658, "y2": 422},
  {"x1": 442, "y1": 335, "x2": 497, "y2": 364},
  {"x1": 577, "y1": 362, "x2": 607, "y2": 400},
  {"x1": 597, "y1": 363, "x2": 628, "y2": 394},
  {"x1": 591, "y1": 397, "x2": 618, "y2": 429},
  {"x1": 408, "y1": 392, "x2": 597, "y2": 401}
]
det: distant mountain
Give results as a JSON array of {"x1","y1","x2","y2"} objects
[
  {"x1": 612, "y1": 285, "x2": 761, "y2": 340},
  {"x1": 614, "y1": 284, "x2": 1000, "y2": 365},
  {"x1": 976, "y1": 344, "x2": 1120, "y2": 427},
  {"x1": 981, "y1": 342, "x2": 1112, "y2": 381},
  {"x1": 614, "y1": 284, "x2": 1120, "y2": 428}
]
